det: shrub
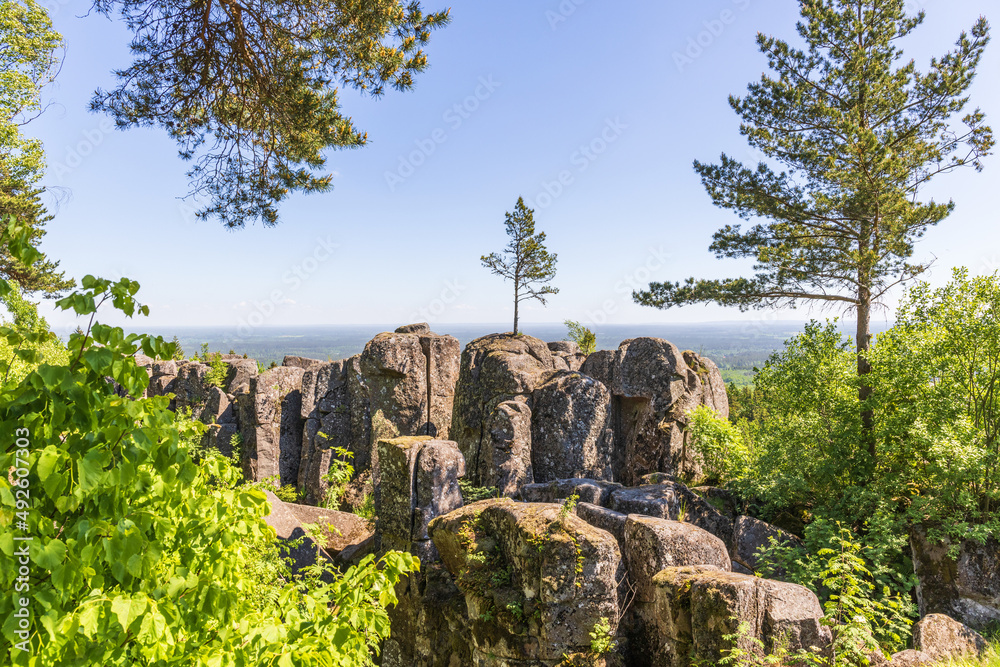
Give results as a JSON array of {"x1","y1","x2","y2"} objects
[
  {"x1": 564, "y1": 319, "x2": 597, "y2": 355},
  {"x1": 0, "y1": 219, "x2": 418, "y2": 665},
  {"x1": 686, "y1": 405, "x2": 752, "y2": 485},
  {"x1": 204, "y1": 351, "x2": 228, "y2": 389}
]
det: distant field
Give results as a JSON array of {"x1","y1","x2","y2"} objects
[{"x1": 100, "y1": 320, "x2": 888, "y2": 384}]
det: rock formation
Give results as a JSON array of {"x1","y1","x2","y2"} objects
[{"x1": 910, "y1": 525, "x2": 1000, "y2": 631}]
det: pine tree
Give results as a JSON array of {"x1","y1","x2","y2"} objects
[
  {"x1": 634, "y1": 1, "x2": 993, "y2": 453},
  {"x1": 90, "y1": 0, "x2": 450, "y2": 228},
  {"x1": 482, "y1": 197, "x2": 559, "y2": 335}
]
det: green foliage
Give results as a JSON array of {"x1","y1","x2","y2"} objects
[
  {"x1": 564, "y1": 320, "x2": 597, "y2": 355},
  {"x1": 459, "y1": 479, "x2": 498, "y2": 503},
  {"x1": 868, "y1": 269, "x2": 1000, "y2": 542},
  {"x1": 635, "y1": 2, "x2": 993, "y2": 324},
  {"x1": 0, "y1": 219, "x2": 419, "y2": 665},
  {"x1": 589, "y1": 617, "x2": 616, "y2": 655},
  {"x1": 204, "y1": 351, "x2": 228, "y2": 389},
  {"x1": 0, "y1": 283, "x2": 67, "y2": 385},
  {"x1": 272, "y1": 483, "x2": 303, "y2": 504},
  {"x1": 90, "y1": 0, "x2": 450, "y2": 228},
  {"x1": 169, "y1": 335, "x2": 184, "y2": 360},
  {"x1": 736, "y1": 320, "x2": 862, "y2": 521},
  {"x1": 0, "y1": 1, "x2": 72, "y2": 296},
  {"x1": 482, "y1": 197, "x2": 559, "y2": 334},
  {"x1": 717, "y1": 619, "x2": 799, "y2": 667},
  {"x1": 559, "y1": 493, "x2": 579, "y2": 523},
  {"x1": 354, "y1": 493, "x2": 376, "y2": 526},
  {"x1": 686, "y1": 405, "x2": 752, "y2": 485},
  {"x1": 320, "y1": 446, "x2": 355, "y2": 510},
  {"x1": 817, "y1": 527, "x2": 912, "y2": 664}
]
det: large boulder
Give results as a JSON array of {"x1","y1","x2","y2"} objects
[
  {"x1": 912, "y1": 613, "x2": 988, "y2": 661},
  {"x1": 548, "y1": 341, "x2": 587, "y2": 371},
  {"x1": 451, "y1": 334, "x2": 555, "y2": 485},
  {"x1": 580, "y1": 349, "x2": 615, "y2": 389},
  {"x1": 911, "y1": 526, "x2": 1000, "y2": 631},
  {"x1": 651, "y1": 566, "x2": 830, "y2": 667},
  {"x1": 282, "y1": 355, "x2": 325, "y2": 370},
  {"x1": 375, "y1": 437, "x2": 465, "y2": 559},
  {"x1": 430, "y1": 499, "x2": 622, "y2": 664},
  {"x1": 622, "y1": 515, "x2": 731, "y2": 604},
  {"x1": 297, "y1": 358, "x2": 367, "y2": 505},
  {"x1": 730, "y1": 515, "x2": 800, "y2": 574},
  {"x1": 361, "y1": 331, "x2": 461, "y2": 443},
  {"x1": 605, "y1": 338, "x2": 729, "y2": 484},
  {"x1": 481, "y1": 399, "x2": 534, "y2": 496},
  {"x1": 223, "y1": 358, "x2": 258, "y2": 396},
  {"x1": 362, "y1": 333, "x2": 430, "y2": 439},
  {"x1": 238, "y1": 366, "x2": 305, "y2": 484},
  {"x1": 173, "y1": 362, "x2": 211, "y2": 417},
  {"x1": 421, "y1": 334, "x2": 462, "y2": 440},
  {"x1": 531, "y1": 371, "x2": 614, "y2": 482}
]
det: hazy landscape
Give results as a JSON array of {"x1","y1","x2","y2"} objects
[{"x1": 116, "y1": 320, "x2": 890, "y2": 385}]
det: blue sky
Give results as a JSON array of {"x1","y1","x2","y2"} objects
[{"x1": 26, "y1": 0, "x2": 1000, "y2": 333}]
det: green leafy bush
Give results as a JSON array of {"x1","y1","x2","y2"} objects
[
  {"x1": 320, "y1": 445, "x2": 355, "y2": 510},
  {"x1": 564, "y1": 320, "x2": 597, "y2": 355},
  {"x1": 204, "y1": 351, "x2": 228, "y2": 389},
  {"x1": 686, "y1": 405, "x2": 752, "y2": 485},
  {"x1": 0, "y1": 219, "x2": 418, "y2": 665}
]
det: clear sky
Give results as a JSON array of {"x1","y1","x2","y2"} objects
[{"x1": 25, "y1": 0, "x2": 1000, "y2": 333}]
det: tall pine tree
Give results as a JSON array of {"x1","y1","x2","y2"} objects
[{"x1": 635, "y1": 1, "x2": 993, "y2": 452}]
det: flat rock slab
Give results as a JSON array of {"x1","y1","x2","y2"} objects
[
  {"x1": 623, "y1": 515, "x2": 731, "y2": 603},
  {"x1": 519, "y1": 478, "x2": 622, "y2": 507},
  {"x1": 285, "y1": 502, "x2": 373, "y2": 555},
  {"x1": 262, "y1": 490, "x2": 332, "y2": 575}
]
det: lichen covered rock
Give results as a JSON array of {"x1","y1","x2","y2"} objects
[
  {"x1": 481, "y1": 399, "x2": 534, "y2": 496},
  {"x1": 531, "y1": 371, "x2": 613, "y2": 482},
  {"x1": 623, "y1": 515, "x2": 731, "y2": 604},
  {"x1": 451, "y1": 334, "x2": 555, "y2": 485},
  {"x1": 912, "y1": 613, "x2": 988, "y2": 661},
  {"x1": 911, "y1": 526, "x2": 1000, "y2": 631},
  {"x1": 430, "y1": 499, "x2": 621, "y2": 664},
  {"x1": 651, "y1": 566, "x2": 830, "y2": 667}
]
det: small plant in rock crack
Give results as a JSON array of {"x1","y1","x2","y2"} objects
[
  {"x1": 589, "y1": 617, "x2": 617, "y2": 655},
  {"x1": 320, "y1": 445, "x2": 355, "y2": 510}
]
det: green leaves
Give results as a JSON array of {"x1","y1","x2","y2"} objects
[
  {"x1": 1, "y1": 266, "x2": 418, "y2": 665},
  {"x1": 110, "y1": 594, "x2": 147, "y2": 633},
  {"x1": 31, "y1": 538, "x2": 66, "y2": 569}
]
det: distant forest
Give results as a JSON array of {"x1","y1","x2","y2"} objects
[{"x1": 100, "y1": 321, "x2": 893, "y2": 386}]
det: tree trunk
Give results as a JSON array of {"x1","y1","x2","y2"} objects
[
  {"x1": 513, "y1": 285, "x2": 519, "y2": 335},
  {"x1": 857, "y1": 284, "x2": 875, "y2": 459}
]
